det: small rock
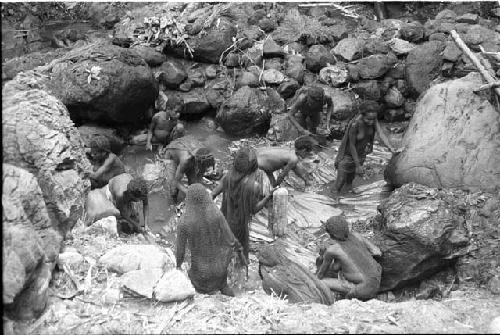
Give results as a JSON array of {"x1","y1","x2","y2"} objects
[
  {"x1": 429, "y1": 33, "x2": 448, "y2": 42},
  {"x1": 443, "y1": 41, "x2": 462, "y2": 62},
  {"x1": 319, "y1": 64, "x2": 349, "y2": 87},
  {"x1": 224, "y1": 52, "x2": 240, "y2": 68},
  {"x1": 384, "y1": 87, "x2": 405, "y2": 108},
  {"x1": 488, "y1": 316, "x2": 500, "y2": 334},
  {"x1": 153, "y1": 268, "x2": 196, "y2": 302},
  {"x1": 456, "y1": 13, "x2": 479, "y2": 24},
  {"x1": 237, "y1": 71, "x2": 259, "y2": 88},
  {"x1": 305, "y1": 45, "x2": 336, "y2": 73},
  {"x1": 264, "y1": 58, "x2": 283, "y2": 71},
  {"x1": 159, "y1": 61, "x2": 187, "y2": 89},
  {"x1": 121, "y1": 268, "x2": 163, "y2": 299},
  {"x1": 352, "y1": 80, "x2": 381, "y2": 100},
  {"x1": 388, "y1": 38, "x2": 416, "y2": 55},
  {"x1": 262, "y1": 69, "x2": 285, "y2": 85},
  {"x1": 277, "y1": 79, "x2": 300, "y2": 99},
  {"x1": 57, "y1": 251, "x2": 84, "y2": 269},
  {"x1": 332, "y1": 37, "x2": 364, "y2": 62},
  {"x1": 102, "y1": 288, "x2": 122, "y2": 305},
  {"x1": 399, "y1": 22, "x2": 424, "y2": 42},
  {"x1": 263, "y1": 37, "x2": 284, "y2": 58},
  {"x1": 86, "y1": 216, "x2": 118, "y2": 237},
  {"x1": 99, "y1": 245, "x2": 173, "y2": 274},
  {"x1": 258, "y1": 18, "x2": 277, "y2": 33},
  {"x1": 205, "y1": 65, "x2": 217, "y2": 79},
  {"x1": 487, "y1": 275, "x2": 500, "y2": 295},
  {"x1": 435, "y1": 9, "x2": 457, "y2": 22}
]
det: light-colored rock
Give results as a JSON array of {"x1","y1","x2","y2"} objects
[
  {"x1": 385, "y1": 73, "x2": 500, "y2": 193},
  {"x1": 99, "y1": 245, "x2": 173, "y2": 274},
  {"x1": 57, "y1": 251, "x2": 84, "y2": 269},
  {"x1": 384, "y1": 87, "x2": 405, "y2": 108},
  {"x1": 86, "y1": 187, "x2": 120, "y2": 225},
  {"x1": 121, "y1": 268, "x2": 163, "y2": 299},
  {"x1": 262, "y1": 69, "x2": 285, "y2": 85},
  {"x1": 443, "y1": 41, "x2": 462, "y2": 62},
  {"x1": 488, "y1": 316, "x2": 500, "y2": 334},
  {"x1": 319, "y1": 64, "x2": 349, "y2": 87},
  {"x1": 332, "y1": 38, "x2": 364, "y2": 61},
  {"x1": 388, "y1": 38, "x2": 416, "y2": 55},
  {"x1": 153, "y1": 269, "x2": 196, "y2": 303},
  {"x1": 86, "y1": 216, "x2": 118, "y2": 237}
]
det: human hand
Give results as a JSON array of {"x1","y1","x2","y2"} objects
[
  {"x1": 146, "y1": 142, "x2": 153, "y2": 151},
  {"x1": 355, "y1": 165, "x2": 364, "y2": 175}
]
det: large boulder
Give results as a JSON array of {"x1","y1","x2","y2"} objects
[
  {"x1": 3, "y1": 73, "x2": 91, "y2": 239},
  {"x1": 130, "y1": 45, "x2": 166, "y2": 66},
  {"x1": 2, "y1": 49, "x2": 67, "y2": 81},
  {"x1": 373, "y1": 183, "x2": 471, "y2": 291},
  {"x1": 320, "y1": 85, "x2": 356, "y2": 121},
  {"x1": 350, "y1": 54, "x2": 397, "y2": 80},
  {"x1": 177, "y1": 89, "x2": 211, "y2": 115},
  {"x1": 385, "y1": 73, "x2": 500, "y2": 193},
  {"x1": 159, "y1": 60, "x2": 187, "y2": 89},
  {"x1": 164, "y1": 17, "x2": 237, "y2": 64},
  {"x1": 216, "y1": 86, "x2": 284, "y2": 136},
  {"x1": 3, "y1": 164, "x2": 60, "y2": 320},
  {"x1": 405, "y1": 41, "x2": 445, "y2": 96},
  {"x1": 266, "y1": 113, "x2": 300, "y2": 142},
  {"x1": 305, "y1": 45, "x2": 336, "y2": 73},
  {"x1": 37, "y1": 41, "x2": 157, "y2": 125},
  {"x1": 77, "y1": 124, "x2": 125, "y2": 154}
]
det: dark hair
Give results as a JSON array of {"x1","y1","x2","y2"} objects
[
  {"x1": 127, "y1": 177, "x2": 148, "y2": 200},
  {"x1": 294, "y1": 135, "x2": 318, "y2": 152},
  {"x1": 360, "y1": 101, "x2": 380, "y2": 115},
  {"x1": 308, "y1": 86, "x2": 324, "y2": 100},
  {"x1": 194, "y1": 147, "x2": 215, "y2": 175},
  {"x1": 90, "y1": 137, "x2": 110, "y2": 153},
  {"x1": 325, "y1": 215, "x2": 349, "y2": 241}
]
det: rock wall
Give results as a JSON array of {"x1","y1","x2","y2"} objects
[{"x1": 385, "y1": 73, "x2": 500, "y2": 193}]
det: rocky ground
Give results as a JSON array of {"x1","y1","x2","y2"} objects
[{"x1": 2, "y1": 2, "x2": 500, "y2": 334}]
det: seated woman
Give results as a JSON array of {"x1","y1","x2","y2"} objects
[
  {"x1": 87, "y1": 138, "x2": 126, "y2": 189},
  {"x1": 106, "y1": 173, "x2": 149, "y2": 235},
  {"x1": 333, "y1": 101, "x2": 396, "y2": 200}
]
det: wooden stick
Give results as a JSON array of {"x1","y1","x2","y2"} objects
[
  {"x1": 450, "y1": 30, "x2": 500, "y2": 98},
  {"x1": 474, "y1": 81, "x2": 500, "y2": 92}
]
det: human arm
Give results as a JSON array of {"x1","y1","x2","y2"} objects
[
  {"x1": 274, "y1": 159, "x2": 296, "y2": 187},
  {"x1": 316, "y1": 246, "x2": 339, "y2": 279},
  {"x1": 142, "y1": 197, "x2": 149, "y2": 231},
  {"x1": 325, "y1": 96, "x2": 334, "y2": 132},
  {"x1": 211, "y1": 174, "x2": 225, "y2": 200},
  {"x1": 175, "y1": 222, "x2": 187, "y2": 269},
  {"x1": 174, "y1": 160, "x2": 189, "y2": 195},
  {"x1": 90, "y1": 154, "x2": 115, "y2": 180},
  {"x1": 146, "y1": 115, "x2": 157, "y2": 151},
  {"x1": 375, "y1": 120, "x2": 395, "y2": 153},
  {"x1": 347, "y1": 121, "x2": 363, "y2": 174},
  {"x1": 287, "y1": 94, "x2": 310, "y2": 135},
  {"x1": 352, "y1": 232, "x2": 382, "y2": 257}
]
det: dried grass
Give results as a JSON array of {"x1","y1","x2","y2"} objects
[{"x1": 272, "y1": 8, "x2": 331, "y2": 45}]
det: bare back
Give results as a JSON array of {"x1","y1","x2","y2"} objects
[
  {"x1": 108, "y1": 173, "x2": 134, "y2": 203},
  {"x1": 256, "y1": 147, "x2": 298, "y2": 172}
]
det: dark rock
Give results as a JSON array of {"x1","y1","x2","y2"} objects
[
  {"x1": 178, "y1": 90, "x2": 211, "y2": 115},
  {"x1": 380, "y1": 77, "x2": 396, "y2": 96},
  {"x1": 187, "y1": 69, "x2": 205, "y2": 88},
  {"x1": 216, "y1": 86, "x2": 284, "y2": 136},
  {"x1": 399, "y1": 22, "x2": 425, "y2": 43},
  {"x1": 329, "y1": 23, "x2": 349, "y2": 41},
  {"x1": 405, "y1": 41, "x2": 445, "y2": 96},
  {"x1": 429, "y1": 33, "x2": 448, "y2": 42},
  {"x1": 78, "y1": 124, "x2": 125, "y2": 155},
  {"x1": 205, "y1": 89, "x2": 224, "y2": 109},
  {"x1": 403, "y1": 100, "x2": 416, "y2": 117},
  {"x1": 386, "y1": 73, "x2": 500, "y2": 192},
  {"x1": 363, "y1": 38, "x2": 390, "y2": 56},
  {"x1": 435, "y1": 9, "x2": 457, "y2": 21},
  {"x1": 320, "y1": 85, "x2": 356, "y2": 121},
  {"x1": 352, "y1": 54, "x2": 396, "y2": 80},
  {"x1": 462, "y1": 25, "x2": 498, "y2": 47},
  {"x1": 258, "y1": 18, "x2": 277, "y2": 33},
  {"x1": 238, "y1": 26, "x2": 264, "y2": 50},
  {"x1": 224, "y1": 52, "x2": 240, "y2": 68},
  {"x1": 241, "y1": 46, "x2": 263, "y2": 67},
  {"x1": 383, "y1": 108, "x2": 405, "y2": 122},
  {"x1": 178, "y1": 81, "x2": 192, "y2": 92},
  {"x1": 285, "y1": 54, "x2": 305, "y2": 83},
  {"x1": 185, "y1": 22, "x2": 203, "y2": 35},
  {"x1": 263, "y1": 37, "x2": 284, "y2": 58},
  {"x1": 159, "y1": 60, "x2": 187, "y2": 89},
  {"x1": 443, "y1": 41, "x2": 462, "y2": 62},
  {"x1": 456, "y1": 13, "x2": 479, "y2": 24},
  {"x1": 248, "y1": 8, "x2": 266, "y2": 25},
  {"x1": 208, "y1": 77, "x2": 228, "y2": 91},
  {"x1": 332, "y1": 38, "x2": 364, "y2": 62},
  {"x1": 373, "y1": 183, "x2": 470, "y2": 291},
  {"x1": 305, "y1": 45, "x2": 336, "y2": 73},
  {"x1": 352, "y1": 80, "x2": 381, "y2": 100},
  {"x1": 277, "y1": 79, "x2": 300, "y2": 99},
  {"x1": 387, "y1": 62, "x2": 405, "y2": 79},
  {"x1": 263, "y1": 58, "x2": 283, "y2": 71},
  {"x1": 39, "y1": 41, "x2": 156, "y2": 125},
  {"x1": 236, "y1": 71, "x2": 259, "y2": 89},
  {"x1": 388, "y1": 38, "x2": 416, "y2": 55},
  {"x1": 131, "y1": 45, "x2": 166, "y2": 67},
  {"x1": 258, "y1": 241, "x2": 334, "y2": 305},
  {"x1": 395, "y1": 80, "x2": 408, "y2": 96},
  {"x1": 267, "y1": 113, "x2": 300, "y2": 142},
  {"x1": 2, "y1": 49, "x2": 67, "y2": 81},
  {"x1": 164, "y1": 17, "x2": 237, "y2": 64},
  {"x1": 303, "y1": 72, "x2": 317, "y2": 86}
]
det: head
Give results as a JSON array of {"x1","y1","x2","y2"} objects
[
  {"x1": 89, "y1": 137, "x2": 110, "y2": 161},
  {"x1": 294, "y1": 135, "x2": 319, "y2": 159},
  {"x1": 308, "y1": 86, "x2": 324, "y2": 102},
  {"x1": 233, "y1": 146, "x2": 258, "y2": 175},
  {"x1": 360, "y1": 101, "x2": 380, "y2": 126},
  {"x1": 194, "y1": 147, "x2": 215, "y2": 176},
  {"x1": 185, "y1": 183, "x2": 211, "y2": 205},
  {"x1": 125, "y1": 177, "x2": 148, "y2": 202},
  {"x1": 325, "y1": 215, "x2": 349, "y2": 241}
]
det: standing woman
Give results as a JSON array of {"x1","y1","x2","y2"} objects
[
  {"x1": 211, "y1": 147, "x2": 274, "y2": 260},
  {"x1": 333, "y1": 101, "x2": 396, "y2": 200}
]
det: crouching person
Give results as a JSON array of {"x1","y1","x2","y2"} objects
[
  {"x1": 316, "y1": 215, "x2": 382, "y2": 300},
  {"x1": 176, "y1": 184, "x2": 243, "y2": 296},
  {"x1": 107, "y1": 173, "x2": 149, "y2": 235}
]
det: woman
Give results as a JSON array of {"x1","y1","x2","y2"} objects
[
  {"x1": 333, "y1": 101, "x2": 396, "y2": 200},
  {"x1": 211, "y1": 147, "x2": 274, "y2": 260},
  {"x1": 88, "y1": 138, "x2": 126, "y2": 189}
]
